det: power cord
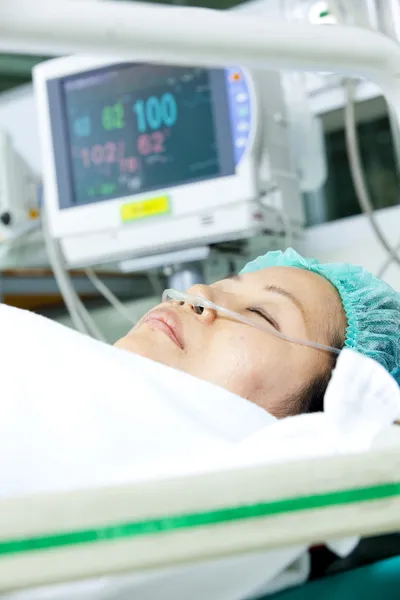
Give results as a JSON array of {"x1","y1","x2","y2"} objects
[
  {"x1": 377, "y1": 240, "x2": 400, "y2": 278},
  {"x1": 42, "y1": 208, "x2": 107, "y2": 341},
  {"x1": 84, "y1": 268, "x2": 136, "y2": 325},
  {"x1": 84, "y1": 266, "x2": 165, "y2": 326},
  {"x1": 344, "y1": 78, "x2": 400, "y2": 277}
]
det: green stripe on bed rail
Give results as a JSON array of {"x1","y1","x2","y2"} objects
[{"x1": 1, "y1": 481, "x2": 400, "y2": 557}]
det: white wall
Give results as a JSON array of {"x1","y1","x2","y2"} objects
[
  {"x1": 300, "y1": 205, "x2": 400, "y2": 290},
  {"x1": 0, "y1": 84, "x2": 40, "y2": 173}
]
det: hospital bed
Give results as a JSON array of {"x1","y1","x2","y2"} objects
[
  {"x1": 1, "y1": 440, "x2": 400, "y2": 595},
  {"x1": 1, "y1": 298, "x2": 398, "y2": 599}
]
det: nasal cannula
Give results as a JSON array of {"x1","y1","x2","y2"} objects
[{"x1": 162, "y1": 288, "x2": 341, "y2": 355}]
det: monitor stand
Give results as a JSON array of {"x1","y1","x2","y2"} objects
[
  {"x1": 119, "y1": 246, "x2": 209, "y2": 292},
  {"x1": 167, "y1": 263, "x2": 204, "y2": 291}
]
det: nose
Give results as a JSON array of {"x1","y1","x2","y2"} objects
[
  {"x1": 189, "y1": 283, "x2": 240, "y2": 310},
  {"x1": 183, "y1": 284, "x2": 217, "y2": 324}
]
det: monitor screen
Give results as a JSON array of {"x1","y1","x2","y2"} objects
[{"x1": 48, "y1": 63, "x2": 239, "y2": 209}]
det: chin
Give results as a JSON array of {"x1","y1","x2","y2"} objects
[
  {"x1": 114, "y1": 334, "x2": 172, "y2": 365},
  {"x1": 114, "y1": 333, "x2": 143, "y2": 353}
]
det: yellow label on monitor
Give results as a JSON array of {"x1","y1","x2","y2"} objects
[{"x1": 121, "y1": 195, "x2": 171, "y2": 223}]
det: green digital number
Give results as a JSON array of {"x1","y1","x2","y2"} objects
[{"x1": 102, "y1": 102, "x2": 125, "y2": 131}]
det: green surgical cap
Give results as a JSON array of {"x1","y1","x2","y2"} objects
[{"x1": 240, "y1": 248, "x2": 400, "y2": 378}]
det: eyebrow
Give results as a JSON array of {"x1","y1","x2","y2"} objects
[
  {"x1": 228, "y1": 274, "x2": 307, "y2": 320},
  {"x1": 263, "y1": 284, "x2": 307, "y2": 321}
]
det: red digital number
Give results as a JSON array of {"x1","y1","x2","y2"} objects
[
  {"x1": 79, "y1": 140, "x2": 126, "y2": 169},
  {"x1": 117, "y1": 140, "x2": 125, "y2": 162},
  {"x1": 151, "y1": 131, "x2": 165, "y2": 153},
  {"x1": 105, "y1": 142, "x2": 117, "y2": 163},
  {"x1": 137, "y1": 131, "x2": 165, "y2": 155},
  {"x1": 120, "y1": 157, "x2": 139, "y2": 173},
  {"x1": 137, "y1": 134, "x2": 152, "y2": 156},
  {"x1": 91, "y1": 145, "x2": 105, "y2": 165}
]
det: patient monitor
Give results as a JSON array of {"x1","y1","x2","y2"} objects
[{"x1": 34, "y1": 56, "x2": 303, "y2": 268}]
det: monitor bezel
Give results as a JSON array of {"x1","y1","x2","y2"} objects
[{"x1": 34, "y1": 55, "x2": 259, "y2": 241}]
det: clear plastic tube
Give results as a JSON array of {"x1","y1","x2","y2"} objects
[{"x1": 162, "y1": 288, "x2": 341, "y2": 355}]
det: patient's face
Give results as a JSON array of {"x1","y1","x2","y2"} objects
[{"x1": 115, "y1": 266, "x2": 346, "y2": 417}]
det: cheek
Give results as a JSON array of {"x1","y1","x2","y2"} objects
[
  {"x1": 201, "y1": 330, "x2": 290, "y2": 399},
  {"x1": 198, "y1": 330, "x2": 314, "y2": 415}
]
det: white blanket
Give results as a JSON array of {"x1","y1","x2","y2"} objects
[
  {"x1": 0, "y1": 304, "x2": 276, "y2": 497},
  {"x1": 0, "y1": 303, "x2": 399, "y2": 600}
]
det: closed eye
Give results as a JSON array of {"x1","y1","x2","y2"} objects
[{"x1": 248, "y1": 308, "x2": 280, "y2": 331}]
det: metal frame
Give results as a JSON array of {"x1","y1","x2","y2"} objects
[
  {"x1": 0, "y1": 443, "x2": 399, "y2": 592},
  {"x1": 1, "y1": 1, "x2": 400, "y2": 121}
]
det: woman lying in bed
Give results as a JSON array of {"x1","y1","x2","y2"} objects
[
  {"x1": 2, "y1": 249, "x2": 399, "y2": 592},
  {"x1": 116, "y1": 248, "x2": 400, "y2": 418}
]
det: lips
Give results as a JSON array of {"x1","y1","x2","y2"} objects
[{"x1": 141, "y1": 308, "x2": 185, "y2": 349}]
